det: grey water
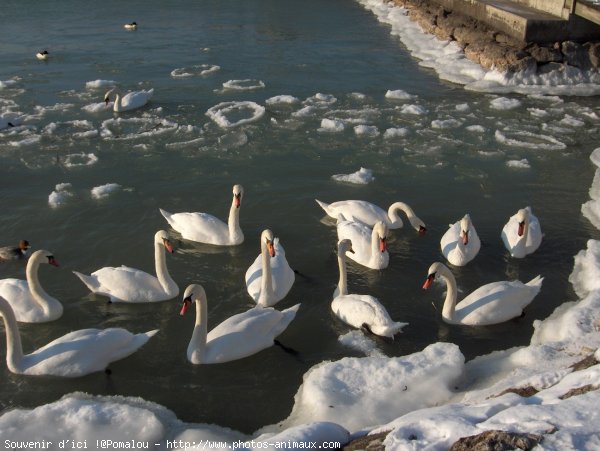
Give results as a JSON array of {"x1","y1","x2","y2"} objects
[{"x1": 1, "y1": 0, "x2": 599, "y2": 433}]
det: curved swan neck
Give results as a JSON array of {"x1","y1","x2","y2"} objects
[
  {"x1": 259, "y1": 241, "x2": 274, "y2": 304},
  {"x1": 155, "y1": 241, "x2": 177, "y2": 295},
  {"x1": 227, "y1": 200, "x2": 242, "y2": 242},
  {"x1": 337, "y1": 253, "x2": 348, "y2": 296},
  {"x1": 437, "y1": 265, "x2": 458, "y2": 322},
  {"x1": 0, "y1": 297, "x2": 24, "y2": 372},
  {"x1": 188, "y1": 298, "x2": 208, "y2": 363},
  {"x1": 389, "y1": 202, "x2": 423, "y2": 231},
  {"x1": 113, "y1": 92, "x2": 122, "y2": 112},
  {"x1": 26, "y1": 256, "x2": 53, "y2": 314}
]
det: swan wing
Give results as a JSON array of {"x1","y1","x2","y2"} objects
[
  {"x1": 525, "y1": 213, "x2": 542, "y2": 253},
  {"x1": 120, "y1": 89, "x2": 153, "y2": 111},
  {"x1": 332, "y1": 294, "x2": 405, "y2": 336},
  {"x1": 163, "y1": 211, "x2": 230, "y2": 244},
  {"x1": 85, "y1": 266, "x2": 166, "y2": 302},
  {"x1": 0, "y1": 278, "x2": 61, "y2": 323},
  {"x1": 329, "y1": 200, "x2": 387, "y2": 226},
  {"x1": 245, "y1": 241, "x2": 295, "y2": 304}
]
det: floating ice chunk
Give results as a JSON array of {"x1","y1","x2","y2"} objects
[
  {"x1": 318, "y1": 118, "x2": 345, "y2": 133},
  {"x1": 266, "y1": 95, "x2": 300, "y2": 105},
  {"x1": 560, "y1": 114, "x2": 585, "y2": 127},
  {"x1": 455, "y1": 103, "x2": 470, "y2": 112},
  {"x1": 591, "y1": 147, "x2": 600, "y2": 168},
  {"x1": 101, "y1": 117, "x2": 178, "y2": 139},
  {"x1": 350, "y1": 92, "x2": 367, "y2": 100},
  {"x1": 353, "y1": 124, "x2": 379, "y2": 137},
  {"x1": 171, "y1": 64, "x2": 220, "y2": 78},
  {"x1": 495, "y1": 129, "x2": 566, "y2": 150},
  {"x1": 222, "y1": 79, "x2": 265, "y2": 91},
  {"x1": 506, "y1": 158, "x2": 530, "y2": 169},
  {"x1": 338, "y1": 331, "x2": 385, "y2": 357},
  {"x1": 292, "y1": 105, "x2": 317, "y2": 118},
  {"x1": 42, "y1": 120, "x2": 98, "y2": 139},
  {"x1": 91, "y1": 183, "x2": 121, "y2": 199},
  {"x1": 82, "y1": 102, "x2": 112, "y2": 113},
  {"x1": 385, "y1": 89, "x2": 414, "y2": 100},
  {"x1": 528, "y1": 108, "x2": 549, "y2": 118},
  {"x1": 0, "y1": 78, "x2": 18, "y2": 89},
  {"x1": 331, "y1": 167, "x2": 375, "y2": 185},
  {"x1": 85, "y1": 80, "x2": 117, "y2": 89},
  {"x1": 400, "y1": 104, "x2": 427, "y2": 115},
  {"x1": 255, "y1": 422, "x2": 351, "y2": 451},
  {"x1": 64, "y1": 153, "x2": 99, "y2": 167},
  {"x1": 466, "y1": 125, "x2": 486, "y2": 133},
  {"x1": 490, "y1": 97, "x2": 522, "y2": 110},
  {"x1": 9, "y1": 135, "x2": 41, "y2": 147},
  {"x1": 206, "y1": 101, "x2": 265, "y2": 128},
  {"x1": 582, "y1": 173, "x2": 600, "y2": 231},
  {"x1": 33, "y1": 103, "x2": 75, "y2": 116},
  {"x1": 48, "y1": 183, "x2": 74, "y2": 208},
  {"x1": 383, "y1": 127, "x2": 409, "y2": 139},
  {"x1": 431, "y1": 118, "x2": 462, "y2": 129},
  {"x1": 306, "y1": 93, "x2": 337, "y2": 105}
]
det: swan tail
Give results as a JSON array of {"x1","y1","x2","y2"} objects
[
  {"x1": 315, "y1": 199, "x2": 332, "y2": 216},
  {"x1": 526, "y1": 275, "x2": 544, "y2": 291},
  {"x1": 273, "y1": 303, "x2": 301, "y2": 336},
  {"x1": 73, "y1": 271, "x2": 101, "y2": 292},
  {"x1": 371, "y1": 321, "x2": 408, "y2": 338},
  {"x1": 159, "y1": 208, "x2": 174, "y2": 226}
]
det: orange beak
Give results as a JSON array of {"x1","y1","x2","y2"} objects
[
  {"x1": 518, "y1": 221, "x2": 525, "y2": 236},
  {"x1": 379, "y1": 237, "x2": 387, "y2": 253},
  {"x1": 268, "y1": 241, "x2": 275, "y2": 257},
  {"x1": 461, "y1": 230, "x2": 469, "y2": 246},
  {"x1": 180, "y1": 298, "x2": 191, "y2": 316},
  {"x1": 164, "y1": 239, "x2": 174, "y2": 253},
  {"x1": 422, "y1": 274, "x2": 435, "y2": 290}
]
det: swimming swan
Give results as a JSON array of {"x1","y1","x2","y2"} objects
[
  {"x1": 245, "y1": 229, "x2": 295, "y2": 307},
  {"x1": 73, "y1": 230, "x2": 178, "y2": 303},
  {"x1": 0, "y1": 250, "x2": 62, "y2": 323},
  {"x1": 0, "y1": 295, "x2": 157, "y2": 377},
  {"x1": 422, "y1": 262, "x2": 543, "y2": 326},
  {"x1": 316, "y1": 199, "x2": 426, "y2": 234},
  {"x1": 501, "y1": 206, "x2": 542, "y2": 258},
  {"x1": 180, "y1": 284, "x2": 300, "y2": 364},
  {"x1": 124, "y1": 22, "x2": 138, "y2": 30},
  {"x1": 336, "y1": 218, "x2": 389, "y2": 270},
  {"x1": 332, "y1": 239, "x2": 406, "y2": 337},
  {"x1": 160, "y1": 184, "x2": 244, "y2": 246},
  {"x1": 36, "y1": 50, "x2": 49, "y2": 60},
  {"x1": 0, "y1": 240, "x2": 31, "y2": 261},
  {"x1": 440, "y1": 214, "x2": 481, "y2": 267},
  {"x1": 104, "y1": 88, "x2": 153, "y2": 112}
]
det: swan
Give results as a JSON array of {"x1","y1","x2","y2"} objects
[
  {"x1": 245, "y1": 229, "x2": 295, "y2": 307},
  {"x1": 0, "y1": 250, "x2": 62, "y2": 323},
  {"x1": 0, "y1": 240, "x2": 31, "y2": 261},
  {"x1": 103, "y1": 88, "x2": 153, "y2": 112},
  {"x1": 72, "y1": 230, "x2": 178, "y2": 303},
  {"x1": 422, "y1": 262, "x2": 543, "y2": 326},
  {"x1": 36, "y1": 50, "x2": 49, "y2": 60},
  {"x1": 0, "y1": 295, "x2": 157, "y2": 377},
  {"x1": 180, "y1": 284, "x2": 300, "y2": 364},
  {"x1": 440, "y1": 214, "x2": 481, "y2": 267},
  {"x1": 160, "y1": 184, "x2": 244, "y2": 246},
  {"x1": 316, "y1": 199, "x2": 426, "y2": 234},
  {"x1": 332, "y1": 239, "x2": 406, "y2": 337},
  {"x1": 124, "y1": 22, "x2": 138, "y2": 30},
  {"x1": 336, "y1": 218, "x2": 389, "y2": 270},
  {"x1": 501, "y1": 206, "x2": 542, "y2": 258}
]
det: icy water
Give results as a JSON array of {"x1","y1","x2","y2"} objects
[{"x1": 1, "y1": 0, "x2": 599, "y2": 433}]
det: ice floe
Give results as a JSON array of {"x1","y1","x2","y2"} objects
[
  {"x1": 206, "y1": 101, "x2": 266, "y2": 128},
  {"x1": 171, "y1": 64, "x2": 220, "y2": 78},
  {"x1": 48, "y1": 183, "x2": 74, "y2": 208},
  {"x1": 331, "y1": 167, "x2": 375, "y2": 185},
  {"x1": 91, "y1": 183, "x2": 122, "y2": 199},
  {"x1": 506, "y1": 158, "x2": 531, "y2": 169},
  {"x1": 221, "y1": 79, "x2": 265, "y2": 91}
]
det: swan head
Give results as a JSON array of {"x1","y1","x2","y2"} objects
[
  {"x1": 36, "y1": 50, "x2": 49, "y2": 60},
  {"x1": 373, "y1": 221, "x2": 388, "y2": 253},
  {"x1": 155, "y1": 230, "x2": 174, "y2": 253},
  {"x1": 515, "y1": 208, "x2": 529, "y2": 236},
  {"x1": 460, "y1": 214, "x2": 472, "y2": 245},
  {"x1": 232, "y1": 184, "x2": 243, "y2": 208},
  {"x1": 31, "y1": 249, "x2": 59, "y2": 267},
  {"x1": 103, "y1": 89, "x2": 115, "y2": 106},
  {"x1": 422, "y1": 262, "x2": 448, "y2": 289},
  {"x1": 180, "y1": 283, "x2": 206, "y2": 316},
  {"x1": 337, "y1": 239, "x2": 354, "y2": 257},
  {"x1": 260, "y1": 229, "x2": 275, "y2": 257}
]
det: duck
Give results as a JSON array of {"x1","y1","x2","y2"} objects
[
  {"x1": 316, "y1": 199, "x2": 426, "y2": 234},
  {"x1": 103, "y1": 88, "x2": 153, "y2": 112},
  {"x1": 180, "y1": 284, "x2": 300, "y2": 364},
  {"x1": 36, "y1": 50, "x2": 49, "y2": 60},
  {"x1": 332, "y1": 239, "x2": 406, "y2": 337},
  {"x1": 336, "y1": 217, "x2": 389, "y2": 270},
  {"x1": 501, "y1": 206, "x2": 542, "y2": 258},
  {"x1": 0, "y1": 250, "x2": 62, "y2": 323},
  {"x1": 0, "y1": 240, "x2": 31, "y2": 261},
  {"x1": 124, "y1": 22, "x2": 138, "y2": 30},
  {"x1": 73, "y1": 230, "x2": 178, "y2": 303},
  {"x1": 0, "y1": 295, "x2": 157, "y2": 377},
  {"x1": 245, "y1": 229, "x2": 295, "y2": 307},
  {"x1": 440, "y1": 214, "x2": 481, "y2": 267},
  {"x1": 422, "y1": 262, "x2": 543, "y2": 326},
  {"x1": 160, "y1": 184, "x2": 244, "y2": 246}
]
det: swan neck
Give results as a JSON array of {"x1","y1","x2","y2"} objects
[
  {"x1": 259, "y1": 242, "x2": 274, "y2": 304},
  {"x1": 439, "y1": 267, "x2": 457, "y2": 322},
  {"x1": 26, "y1": 257, "x2": 52, "y2": 314},
  {"x1": 0, "y1": 297, "x2": 24, "y2": 372},
  {"x1": 227, "y1": 201, "x2": 242, "y2": 242},
  {"x1": 188, "y1": 298, "x2": 208, "y2": 363},
  {"x1": 389, "y1": 202, "x2": 421, "y2": 230},
  {"x1": 113, "y1": 93, "x2": 121, "y2": 111},
  {"x1": 155, "y1": 241, "x2": 177, "y2": 296},
  {"x1": 337, "y1": 253, "x2": 348, "y2": 296}
]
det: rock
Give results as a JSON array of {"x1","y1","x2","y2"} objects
[
  {"x1": 562, "y1": 41, "x2": 592, "y2": 69},
  {"x1": 526, "y1": 44, "x2": 563, "y2": 63},
  {"x1": 449, "y1": 430, "x2": 543, "y2": 451},
  {"x1": 587, "y1": 42, "x2": 600, "y2": 69}
]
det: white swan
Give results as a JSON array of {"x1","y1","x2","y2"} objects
[
  {"x1": 103, "y1": 88, "x2": 153, "y2": 112},
  {"x1": 501, "y1": 206, "x2": 542, "y2": 258},
  {"x1": 73, "y1": 230, "x2": 178, "y2": 303},
  {"x1": 316, "y1": 199, "x2": 426, "y2": 234},
  {"x1": 0, "y1": 240, "x2": 30, "y2": 261},
  {"x1": 440, "y1": 214, "x2": 481, "y2": 267},
  {"x1": 245, "y1": 229, "x2": 295, "y2": 307},
  {"x1": 180, "y1": 284, "x2": 300, "y2": 364},
  {"x1": 124, "y1": 22, "x2": 138, "y2": 30},
  {"x1": 422, "y1": 262, "x2": 543, "y2": 326},
  {"x1": 0, "y1": 295, "x2": 157, "y2": 377},
  {"x1": 160, "y1": 184, "x2": 244, "y2": 246},
  {"x1": 36, "y1": 50, "x2": 49, "y2": 60},
  {"x1": 0, "y1": 250, "x2": 62, "y2": 323},
  {"x1": 332, "y1": 239, "x2": 406, "y2": 337},
  {"x1": 336, "y1": 218, "x2": 389, "y2": 270}
]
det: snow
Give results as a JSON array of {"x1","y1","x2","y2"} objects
[
  {"x1": 48, "y1": 183, "x2": 74, "y2": 208},
  {"x1": 91, "y1": 183, "x2": 121, "y2": 199},
  {"x1": 206, "y1": 101, "x2": 266, "y2": 128},
  {"x1": 385, "y1": 89, "x2": 414, "y2": 100},
  {"x1": 506, "y1": 158, "x2": 531, "y2": 169},
  {"x1": 331, "y1": 167, "x2": 375, "y2": 185}
]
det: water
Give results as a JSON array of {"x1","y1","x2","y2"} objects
[{"x1": 1, "y1": 0, "x2": 599, "y2": 434}]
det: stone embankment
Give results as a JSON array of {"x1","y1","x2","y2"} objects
[{"x1": 390, "y1": 0, "x2": 600, "y2": 73}]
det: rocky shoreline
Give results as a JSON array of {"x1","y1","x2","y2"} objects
[{"x1": 389, "y1": 0, "x2": 600, "y2": 74}]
